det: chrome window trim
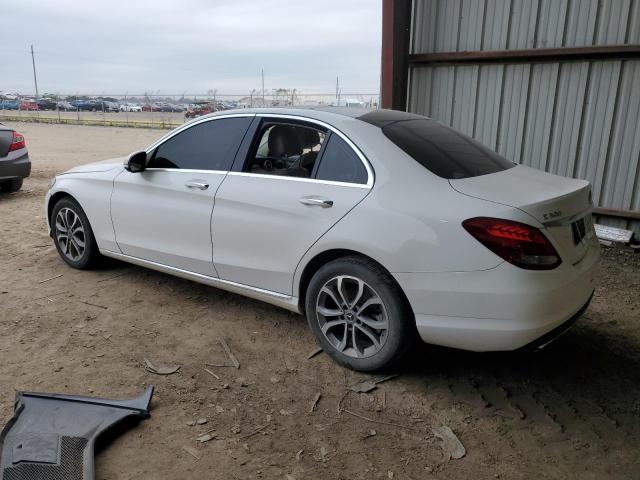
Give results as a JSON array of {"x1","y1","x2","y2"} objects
[
  {"x1": 144, "y1": 168, "x2": 228, "y2": 175},
  {"x1": 142, "y1": 111, "x2": 375, "y2": 188},
  {"x1": 226, "y1": 171, "x2": 370, "y2": 189}
]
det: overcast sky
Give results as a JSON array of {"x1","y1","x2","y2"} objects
[{"x1": 1, "y1": 0, "x2": 382, "y2": 96}]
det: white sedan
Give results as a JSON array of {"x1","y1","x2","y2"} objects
[
  {"x1": 120, "y1": 103, "x2": 142, "y2": 112},
  {"x1": 45, "y1": 108, "x2": 600, "y2": 371}
]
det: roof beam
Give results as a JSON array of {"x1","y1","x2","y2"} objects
[{"x1": 409, "y1": 45, "x2": 640, "y2": 66}]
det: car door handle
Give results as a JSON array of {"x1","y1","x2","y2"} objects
[
  {"x1": 299, "y1": 196, "x2": 333, "y2": 208},
  {"x1": 185, "y1": 181, "x2": 209, "y2": 190}
]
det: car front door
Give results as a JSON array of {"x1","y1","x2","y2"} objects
[
  {"x1": 111, "y1": 114, "x2": 254, "y2": 276},
  {"x1": 211, "y1": 116, "x2": 373, "y2": 294}
]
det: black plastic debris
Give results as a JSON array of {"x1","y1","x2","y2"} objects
[{"x1": 0, "y1": 386, "x2": 153, "y2": 480}]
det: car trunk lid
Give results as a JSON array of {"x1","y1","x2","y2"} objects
[{"x1": 450, "y1": 164, "x2": 597, "y2": 266}]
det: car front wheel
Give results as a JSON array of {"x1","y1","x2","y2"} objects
[
  {"x1": 305, "y1": 256, "x2": 415, "y2": 371},
  {"x1": 51, "y1": 197, "x2": 101, "y2": 269}
]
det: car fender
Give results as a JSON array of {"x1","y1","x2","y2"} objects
[{"x1": 46, "y1": 169, "x2": 122, "y2": 252}]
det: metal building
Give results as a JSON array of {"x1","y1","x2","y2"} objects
[{"x1": 381, "y1": 0, "x2": 640, "y2": 234}]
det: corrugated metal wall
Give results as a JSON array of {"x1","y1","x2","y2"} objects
[{"x1": 408, "y1": 0, "x2": 640, "y2": 233}]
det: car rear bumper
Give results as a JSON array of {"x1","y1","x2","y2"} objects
[
  {"x1": 0, "y1": 150, "x2": 31, "y2": 180},
  {"x1": 394, "y1": 243, "x2": 600, "y2": 351},
  {"x1": 517, "y1": 290, "x2": 593, "y2": 351}
]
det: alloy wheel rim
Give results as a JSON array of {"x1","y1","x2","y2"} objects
[
  {"x1": 55, "y1": 207, "x2": 86, "y2": 261},
  {"x1": 316, "y1": 275, "x2": 389, "y2": 359}
]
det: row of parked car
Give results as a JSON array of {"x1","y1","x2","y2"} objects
[{"x1": 0, "y1": 98, "x2": 188, "y2": 113}]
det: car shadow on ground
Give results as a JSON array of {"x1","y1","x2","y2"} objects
[{"x1": 397, "y1": 319, "x2": 640, "y2": 429}]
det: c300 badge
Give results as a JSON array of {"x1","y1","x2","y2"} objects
[{"x1": 543, "y1": 210, "x2": 562, "y2": 220}]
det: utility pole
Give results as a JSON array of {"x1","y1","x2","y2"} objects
[
  {"x1": 335, "y1": 76, "x2": 339, "y2": 100},
  {"x1": 261, "y1": 69, "x2": 265, "y2": 105},
  {"x1": 30, "y1": 44, "x2": 39, "y2": 101}
]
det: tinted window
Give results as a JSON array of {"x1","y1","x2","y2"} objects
[
  {"x1": 315, "y1": 134, "x2": 368, "y2": 184},
  {"x1": 374, "y1": 117, "x2": 514, "y2": 179},
  {"x1": 245, "y1": 122, "x2": 326, "y2": 178},
  {"x1": 149, "y1": 117, "x2": 251, "y2": 170}
]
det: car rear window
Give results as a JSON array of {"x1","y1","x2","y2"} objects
[{"x1": 358, "y1": 111, "x2": 514, "y2": 179}]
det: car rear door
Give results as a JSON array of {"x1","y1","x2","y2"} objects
[
  {"x1": 110, "y1": 114, "x2": 254, "y2": 276},
  {"x1": 211, "y1": 116, "x2": 373, "y2": 295}
]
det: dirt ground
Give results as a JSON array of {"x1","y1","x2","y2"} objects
[{"x1": 1, "y1": 122, "x2": 639, "y2": 480}]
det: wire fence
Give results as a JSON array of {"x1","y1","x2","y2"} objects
[{"x1": 0, "y1": 92, "x2": 381, "y2": 130}]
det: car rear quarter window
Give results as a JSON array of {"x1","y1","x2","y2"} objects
[
  {"x1": 149, "y1": 117, "x2": 252, "y2": 171},
  {"x1": 358, "y1": 111, "x2": 514, "y2": 179},
  {"x1": 315, "y1": 134, "x2": 368, "y2": 184}
]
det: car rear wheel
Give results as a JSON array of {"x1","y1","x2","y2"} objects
[
  {"x1": 51, "y1": 197, "x2": 101, "y2": 269},
  {"x1": 0, "y1": 178, "x2": 23, "y2": 193},
  {"x1": 305, "y1": 256, "x2": 415, "y2": 371}
]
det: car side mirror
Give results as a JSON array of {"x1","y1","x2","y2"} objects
[{"x1": 125, "y1": 151, "x2": 147, "y2": 172}]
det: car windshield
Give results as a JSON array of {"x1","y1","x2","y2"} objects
[{"x1": 358, "y1": 110, "x2": 514, "y2": 179}]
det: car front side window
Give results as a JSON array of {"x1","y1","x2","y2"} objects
[{"x1": 148, "y1": 116, "x2": 252, "y2": 171}]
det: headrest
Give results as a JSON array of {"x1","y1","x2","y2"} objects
[
  {"x1": 298, "y1": 128, "x2": 320, "y2": 148},
  {"x1": 268, "y1": 125, "x2": 302, "y2": 157}
]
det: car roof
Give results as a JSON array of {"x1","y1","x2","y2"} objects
[
  {"x1": 196, "y1": 107, "x2": 434, "y2": 128},
  {"x1": 198, "y1": 106, "x2": 374, "y2": 123}
]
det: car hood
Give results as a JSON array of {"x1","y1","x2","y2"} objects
[{"x1": 62, "y1": 157, "x2": 125, "y2": 174}]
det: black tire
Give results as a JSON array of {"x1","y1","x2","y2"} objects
[
  {"x1": 51, "y1": 197, "x2": 101, "y2": 269},
  {"x1": 0, "y1": 178, "x2": 23, "y2": 193},
  {"x1": 305, "y1": 255, "x2": 415, "y2": 372}
]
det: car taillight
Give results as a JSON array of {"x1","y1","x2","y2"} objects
[
  {"x1": 462, "y1": 217, "x2": 561, "y2": 270},
  {"x1": 9, "y1": 131, "x2": 25, "y2": 152}
]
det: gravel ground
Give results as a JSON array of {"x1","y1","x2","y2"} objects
[{"x1": 1, "y1": 122, "x2": 639, "y2": 480}]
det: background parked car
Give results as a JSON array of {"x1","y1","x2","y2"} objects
[
  {"x1": 142, "y1": 103, "x2": 159, "y2": 112},
  {"x1": 103, "y1": 101, "x2": 120, "y2": 112},
  {"x1": 19, "y1": 100, "x2": 38, "y2": 111},
  {"x1": 70, "y1": 100, "x2": 95, "y2": 111},
  {"x1": 0, "y1": 123, "x2": 30, "y2": 193},
  {"x1": 56, "y1": 101, "x2": 74, "y2": 111},
  {"x1": 0, "y1": 100, "x2": 20, "y2": 110},
  {"x1": 92, "y1": 100, "x2": 109, "y2": 112},
  {"x1": 37, "y1": 98, "x2": 57, "y2": 110},
  {"x1": 120, "y1": 103, "x2": 142, "y2": 112},
  {"x1": 185, "y1": 102, "x2": 215, "y2": 118},
  {"x1": 154, "y1": 102, "x2": 182, "y2": 112}
]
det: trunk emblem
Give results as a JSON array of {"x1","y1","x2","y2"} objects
[{"x1": 543, "y1": 210, "x2": 562, "y2": 220}]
